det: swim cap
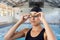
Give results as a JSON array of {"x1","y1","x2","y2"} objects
[{"x1": 30, "y1": 7, "x2": 42, "y2": 12}]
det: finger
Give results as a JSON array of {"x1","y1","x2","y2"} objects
[
  {"x1": 23, "y1": 14, "x2": 30, "y2": 19},
  {"x1": 38, "y1": 12, "x2": 43, "y2": 13},
  {"x1": 24, "y1": 14, "x2": 30, "y2": 16},
  {"x1": 35, "y1": 13, "x2": 39, "y2": 16},
  {"x1": 41, "y1": 13, "x2": 44, "y2": 16},
  {"x1": 36, "y1": 13, "x2": 41, "y2": 17},
  {"x1": 38, "y1": 12, "x2": 44, "y2": 16}
]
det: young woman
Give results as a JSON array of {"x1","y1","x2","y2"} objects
[{"x1": 4, "y1": 7, "x2": 56, "y2": 40}]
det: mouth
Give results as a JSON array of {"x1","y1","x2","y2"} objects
[{"x1": 31, "y1": 21, "x2": 35, "y2": 23}]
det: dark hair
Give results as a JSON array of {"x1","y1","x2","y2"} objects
[{"x1": 30, "y1": 7, "x2": 42, "y2": 12}]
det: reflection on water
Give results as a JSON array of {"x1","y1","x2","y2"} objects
[{"x1": 0, "y1": 23, "x2": 60, "y2": 40}]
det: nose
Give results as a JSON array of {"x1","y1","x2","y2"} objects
[{"x1": 32, "y1": 17, "x2": 35, "y2": 20}]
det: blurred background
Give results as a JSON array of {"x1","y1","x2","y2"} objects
[{"x1": 0, "y1": 0, "x2": 60, "y2": 40}]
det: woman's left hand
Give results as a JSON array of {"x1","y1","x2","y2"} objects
[{"x1": 38, "y1": 12, "x2": 45, "y2": 22}]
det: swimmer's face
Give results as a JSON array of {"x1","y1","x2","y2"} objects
[{"x1": 29, "y1": 11, "x2": 41, "y2": 26}]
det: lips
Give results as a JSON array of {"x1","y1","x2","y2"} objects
[{"x1": 31, "y1": 21, "x2": 35, "y2": 23}]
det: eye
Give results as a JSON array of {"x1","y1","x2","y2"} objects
[{"x1": 34, "y1": 16, "x2": 38, "y2": 18}]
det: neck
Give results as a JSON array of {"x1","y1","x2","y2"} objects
[{"x1": 32, "y1": 24, "x2": 42, "y2": 31}]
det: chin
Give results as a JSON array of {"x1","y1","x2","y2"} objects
[{"x1": 31, "y1": 23, "x2": 38, "y2": 26}]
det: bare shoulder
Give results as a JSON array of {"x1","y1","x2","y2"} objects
[
  {"x1": 22, "y1": 28, "x2": 30, "y2": 37},
  {"x1": 19, "y1": 28, "x2": 30, "y2": 32},
  {"x1": 44, "y1": 32, "x2": 47, "y2": 36},
  {"x1": 23, "y1": 28, "x2": 30, "y2": 33},
  {"x1": 44, "y1": 32, "x2": 47, "y2": 40}
]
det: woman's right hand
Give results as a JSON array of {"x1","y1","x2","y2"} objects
[{"x1": 20, "y1": 14, "x2": 30, "y2": 23}]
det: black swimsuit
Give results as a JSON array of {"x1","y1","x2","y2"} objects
[{"x1": 25, "y1": 28, "x2": 45, "y2": 40}]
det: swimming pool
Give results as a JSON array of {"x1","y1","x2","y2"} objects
[{"x1": 0, "y1": 23, "x2": 60, "y2": 40}]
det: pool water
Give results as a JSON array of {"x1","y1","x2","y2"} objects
[{"x1": 0, "y1": 23, "x2": 60, "y2": 40}]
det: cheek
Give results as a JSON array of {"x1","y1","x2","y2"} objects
[
  {"x1": 36, "y1": 18, "x2": 41, "y2": 23},
  {"x1": 35, "y1": 18, "x2": 40, "y2": 21}
]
